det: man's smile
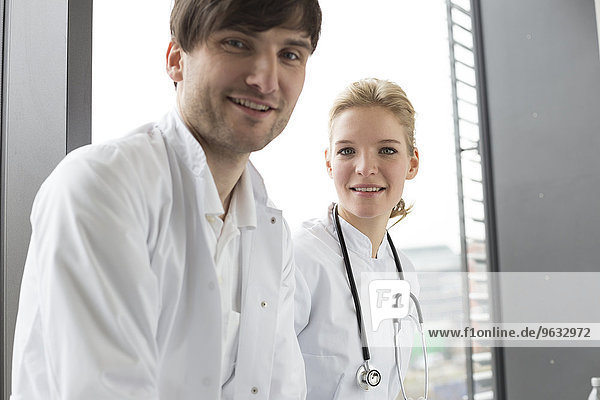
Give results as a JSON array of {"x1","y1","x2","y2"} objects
[{"x1": 228, "y1": 96, "x2": 276, "y2": 112}]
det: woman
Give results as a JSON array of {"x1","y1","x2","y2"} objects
[{"x1": 295, "y1": 78, "x2": 422, "y2": 400}]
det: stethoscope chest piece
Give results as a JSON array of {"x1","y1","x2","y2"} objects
[{"x1": 356, "y1": 361, "x2": 381, "y2": 391}]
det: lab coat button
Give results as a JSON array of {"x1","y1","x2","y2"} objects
[
  {"x1": 251, "y1": 386, "x2": 259, "y2": 394},
  {"x1": 260, "y1": 301, "x2": 267, "y2": 308},
  {"x1": 202, "y1": 377, "x2": 211, "y2": 387},
  {"x1": 270, "y1": 217, "x2": 276, "y2": 224},
  {"x1": 208, "y1": 281, "x2": 215, "y2": 290}
]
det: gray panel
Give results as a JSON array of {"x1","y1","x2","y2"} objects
[
  {"x1": 0, "y1": 0, "x2": 5, "y2": 395},
  {"x1": 479, "y1": 0, "x2": 600, "y2": 398},
  {"x1": 482, "y1": 0, "x2": 600, "y2": 273},
  {"x1": 67, "y1": 0, "x2": 93, "y2": 152},
  {"x1": 2, "y1": 1, "x2": 68, "y2": 397},
  {"x1": 503, "y1": 348, "x2": 600, "y2": 398},
  {"x1": 596, "y1": 0, "x2": 600, "y2": 58},
  {"x1": 1, "y1": 0, "x2": 92, "y2": 398}
]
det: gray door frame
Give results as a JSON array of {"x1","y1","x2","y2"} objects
[{"x1": 1, "y1": 0, "x2": 92, "y2": 398}]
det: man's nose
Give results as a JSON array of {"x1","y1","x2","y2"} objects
[
  {"x1": 245, "y1": 53, "x2": 279, "y2": 95},
  {"x1": 355, "y1": 153, "x2": 378, "y2": 176}
]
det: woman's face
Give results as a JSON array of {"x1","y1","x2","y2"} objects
[{"x1": 326, "y1": 106, "x2": 419, "y2": 222}]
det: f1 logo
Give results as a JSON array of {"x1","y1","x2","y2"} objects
[{"x1": 368, "y1": 280, "x2": 411, "y2": 331}]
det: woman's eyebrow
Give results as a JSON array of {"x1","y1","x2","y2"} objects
[{"x1": 379, "y1": 139, "x2": 403, "y2": 145}]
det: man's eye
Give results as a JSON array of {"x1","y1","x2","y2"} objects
[
  {"x1": 380, "y1": 147, "x2": 397, "y2": 155},
  {"x1": 225, "y1": 39, "x2": 245, "y2": 49},
  {"x1": 282, "y1": 51, "x2": 300, "y2": 61},
  {"x1": 338, "y1": 148, "x2": 355, "y2": 156}
]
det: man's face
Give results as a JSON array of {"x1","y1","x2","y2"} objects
[{"x1": 167, "y1": 27, "x2": 312, "y2": 157}]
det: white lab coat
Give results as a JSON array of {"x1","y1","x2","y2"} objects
[
  {"x1": 11, "y1": 109, "x2": 305, "y2": 400},
  {"x1": 294, "y1": 205, "x2": 419, "y2": 400}
]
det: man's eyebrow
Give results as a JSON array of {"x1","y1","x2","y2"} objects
[
  {"x1": 221, "y1": 27, "x2": 312, "y2": 51},
  {"x1": 223, "y1": 27, "x2": 258, "y2": 36},
  {"x1": 284, "y1": 38, "x2": 312, "y2": 52}
]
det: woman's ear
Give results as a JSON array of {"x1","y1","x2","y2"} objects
[
  {"x1": 166, "y1": 41, "x2": 184, "y2": 84},
  {"x1": 325, "y1": 148, "x2": 333, "y2": 178},
  {"x1": 406, "y1": 148, "x2": 419, "y2": 180}
]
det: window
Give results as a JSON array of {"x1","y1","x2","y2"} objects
[{"x1": 447, "y1": 0, "x2": 500, "y2": 398}]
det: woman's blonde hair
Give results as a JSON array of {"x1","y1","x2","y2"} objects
[{"x1": 328, "y1": 78, "x2": 416, "y2": 222}]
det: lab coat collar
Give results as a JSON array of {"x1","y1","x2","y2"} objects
[
  {"x1": 158, "y1": 108, "x2": 276, "y2": 216},
  {"x1": 200, "y1": 168, "x2": 224, "y2": 220},
  {"x1": 326, "y1": 202, "x2": 390, "y2": 260},
  {"x1": 228, "y1": 168, "x2": 257, "y2": 229}
]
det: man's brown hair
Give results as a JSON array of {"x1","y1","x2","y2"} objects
[{"x1": 170, "y1": 0, "x2": 322, "y2": 53}]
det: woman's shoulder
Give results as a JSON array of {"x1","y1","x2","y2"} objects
[
  {"x1": 294, "y1": 217, "x2": 331, "y2": 253},
  {"x1": 294, "y1": 215, "x2": 326, "y2": 240},
  {"x1": 293, "y1": 213, "x2": 341, "y2": 268}
]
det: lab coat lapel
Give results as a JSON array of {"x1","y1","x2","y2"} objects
[
  {"x1": 161, "y1": 171, "x2": 224, "y2": 396},
  {"x1": 152, "y1": 113, "x2": 225, "y2": 396},
  {"x1": 234, "y1": 203, "x2": 282, "y2": 399}
]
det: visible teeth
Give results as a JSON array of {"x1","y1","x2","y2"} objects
[
  {"x1": 354, "y1": 187, "x2": 382, "y2": 192},
  {"x1": 232, "y1": 98, "x2": 271, "y2": 111}
]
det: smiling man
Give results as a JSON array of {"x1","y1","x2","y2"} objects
[{"x1": 11, "y1": 1, "x2": 321, "y2": 399}]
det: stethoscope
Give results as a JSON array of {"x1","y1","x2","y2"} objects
[{"x1": 332, "y1": 204, "x2": 429, "y2": 400}]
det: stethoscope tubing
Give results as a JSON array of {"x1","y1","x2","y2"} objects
[
  {"x1": 332, "y1": 203, "x2": 428, "y2": 399},
  {"x1": 331, "y1": 204, "x2": 404, "y2": 362}
]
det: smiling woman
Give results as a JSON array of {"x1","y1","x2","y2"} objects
[
  {"x1": 327, "y1": 106, "x2": 419, "y2": 241},
  {"x1": 294, "y1": 79, "x2": 422, "y2": 400}
]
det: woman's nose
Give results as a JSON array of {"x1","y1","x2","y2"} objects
[
  {"x1": 245, "y1": 53, "x2": 279, "y2": 94},
  {"x1": 355, "y1": 153, "x2": 378, "y2": 176}
]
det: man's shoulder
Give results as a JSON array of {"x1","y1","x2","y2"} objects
[
  {"x1": 41, "y1": 126, "x2": 170, "y2": 199},
  {"x1": 73, "y1": 123, "x2": 165, "y2": 166}
]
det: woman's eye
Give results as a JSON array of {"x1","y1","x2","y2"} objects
[
  {"x1": 338, "y1": 148, "x2": 355, "y2": 156},
  {"x1": 380, "y1": 147, "x2": 397, "y2": 155}
]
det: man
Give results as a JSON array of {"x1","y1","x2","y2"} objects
[{"x1": 11, "y1": 1, "x2": 321, "y2": 398}]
